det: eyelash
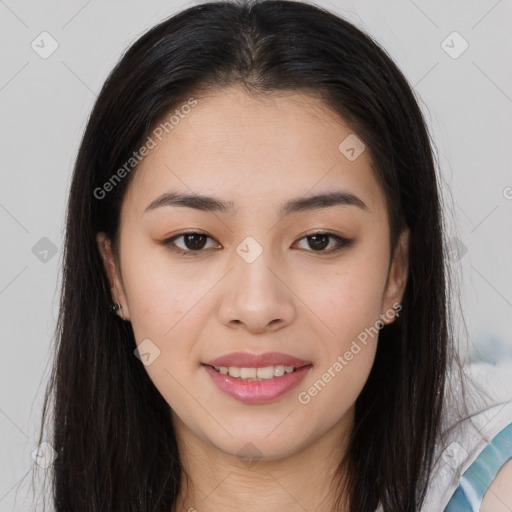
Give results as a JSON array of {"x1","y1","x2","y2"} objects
[{"x1": 160, "y1": 231, "x2": 354, "y2": 257}]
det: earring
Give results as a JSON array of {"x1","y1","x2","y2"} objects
[
  {"x1": 110, "y1": 303, "x2": 123, "y2": 317},
  {"x1": 393, "y1": 304, "x2": 401, "y2": 318}
]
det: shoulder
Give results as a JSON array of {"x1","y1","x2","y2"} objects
[
  {"x1": 481, "y1": 458, "x2": 512, "y2": 512},
  {"x1": 372, "y1": 400, "x2": 512, "y2": 512},
  {"x1": 432, "y1": 400, "x2": 512, "y2": 512}
]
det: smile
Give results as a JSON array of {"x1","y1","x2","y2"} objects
[
  {"x1": 210, "y1": 364, "x2": 297, "y2": 380},
  {"x1": 202, "y1": 363, "x2": 313, "y2": 403}
]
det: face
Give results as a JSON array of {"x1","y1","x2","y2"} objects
[{"x1": 97, "y1": 86, "x2": 409, "y2": 462}]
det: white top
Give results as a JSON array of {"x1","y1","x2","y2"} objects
[
  {"x1": 419, "y1": 399, "x2": 512, "y2": 511},
  {"x1": 375, "y1": 374, "x2": 512, "y2": 512}
]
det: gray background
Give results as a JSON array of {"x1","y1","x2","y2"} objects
[{"x1": 1, "y1": 0, "x2": 511, "y2": 509}]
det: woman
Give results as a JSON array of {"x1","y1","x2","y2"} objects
[{"x1": 34, "y1": 0, "x2": 512, "y2": 510}]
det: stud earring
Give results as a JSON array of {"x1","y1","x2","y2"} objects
[{"x1": 110, "y1": 303, "x2": 123, "y2": 317}]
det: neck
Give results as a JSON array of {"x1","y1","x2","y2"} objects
[{"x1": 172, "y1": 407, "x2": 354, "y2": 512}]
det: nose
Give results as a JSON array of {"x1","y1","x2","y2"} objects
[{"x1": 216, "y1": 243, "x2": 296, "y2": 334}]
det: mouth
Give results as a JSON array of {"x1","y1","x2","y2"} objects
[
  {"x1": 201, "y1": 363, "x2": 313, "y2": 403},
  {"x1": 202, "y1": 363, "x2": 310, "y2": 381}
]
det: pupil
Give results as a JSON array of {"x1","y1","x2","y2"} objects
[
  {"x1": 308, "y1": 234, "x2": 328, "y2": 251},
  {"x1": 185, "y1": 234, "x2": 206, "y2": 250}
]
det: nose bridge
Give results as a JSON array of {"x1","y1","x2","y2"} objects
[
  {"x1": 216, "y1": 233, "x2": 295, "y2": 331},
  {"x1": 233, "y1": 234, "x2": 280, "y2": 298}
]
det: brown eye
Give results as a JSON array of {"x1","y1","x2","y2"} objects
[
  {"x1": 161, "y1": 231, "x2": 353, "y2": 257},
  {"x1": 295, "y1": 232, "x2": 353, "y2": 253},
  {"x1": 182, "y1": 233, "x2": 208, "y2": 250},
  {"x1": 162, "y1": 232, "x2": 220, "y2": 255},
  {"x1": 306, "y1": 234, "x2": 330, "y2": 251}
]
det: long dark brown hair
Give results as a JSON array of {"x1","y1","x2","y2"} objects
[{"x1": 29, "y1": 0, "x2": 491, "y2": 510}]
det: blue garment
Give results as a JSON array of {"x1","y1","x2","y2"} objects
[{"x1": 443, "y1": 422, "x2": 512, "y2": 511}]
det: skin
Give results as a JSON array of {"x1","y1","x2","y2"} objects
[
  {"x1": 97, "y1": 85, "x2": 409, "y2": 511},
  {"x1": 481, "y1": 459, "x2": 512, "y2": 511}
]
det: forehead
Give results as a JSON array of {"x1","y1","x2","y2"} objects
[{"x1": 123, "y1": 86, "x2": 386, "y2": 220}]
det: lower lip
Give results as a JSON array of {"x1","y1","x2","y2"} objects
[{"x1": 202, "y1": 364, "x2": 313, "y2": 404}]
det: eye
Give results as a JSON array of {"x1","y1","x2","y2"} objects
[
  {"x1": 160, "y1": 231, "x2": 353, "y2": 256},
  {"x1": 161, "y1": 231, "x2": 220, "y2": 256},
  {"x1": 294, "y1": 232, "x2": 353, "y2": 253}
]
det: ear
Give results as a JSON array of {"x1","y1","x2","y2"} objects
[
  {"x1": 96, "y1": 232, "x2": 130, "y2": 321},
  {"x1": 381, "y1": 227, "x2": 409, "y2": 325}
]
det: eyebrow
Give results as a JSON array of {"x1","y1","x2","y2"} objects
[{"x1": 144, "y1": 190, "x2": 369, "y2": 217}]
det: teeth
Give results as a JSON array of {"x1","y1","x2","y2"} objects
[
  {"x1": 274, "y1": 365, "x2": 285, "y2": 377},
  {"x1": 212, "y1": 364, "x2": 297, "y2": 380},
  {"x1": 228, "y1": 366, "x2": 240, "y2": 378},
  {"x1": 256, "y1": 366, "x2": 274, "y2": 379},
  {"x1": 240, "y1": 367, "x2": 257, "y2": 379}
]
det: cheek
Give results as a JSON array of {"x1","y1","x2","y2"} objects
[
  {"x1": 118, "y1": 239, "x2": 212, "y2": 391},
  {"x1": 120, "y1": 249, "x2": 210, "y2": 408},
  {"x1": 293, "y1": 247, "x2": 387, "y2": 410},
  {"x1": 124, "y1": 269, "x2": 184, "y2": 339},
  {"x1": 295, "y1": 273, "x2": 383, "y2": 428},
  {"x1": 297, "y1": 342, "x2": 376, "y2": 437},
  {"x1": 303, "y1": 251, "x2": 389, "y2": 342},
  {"x1": 120, "y1": 235, "x2": 199, "y2": 332}
]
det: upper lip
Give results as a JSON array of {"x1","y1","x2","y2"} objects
[{"x1": 203, "y1": 351, "x2": 312, "y2": 368}]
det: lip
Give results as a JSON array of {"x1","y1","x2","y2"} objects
[
  {"x1": 203, "y1": 351, "x2": 312, "y2": 368},
  {"x1": 203, "y1": 364, "x2": 313, "y2": 404}
]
